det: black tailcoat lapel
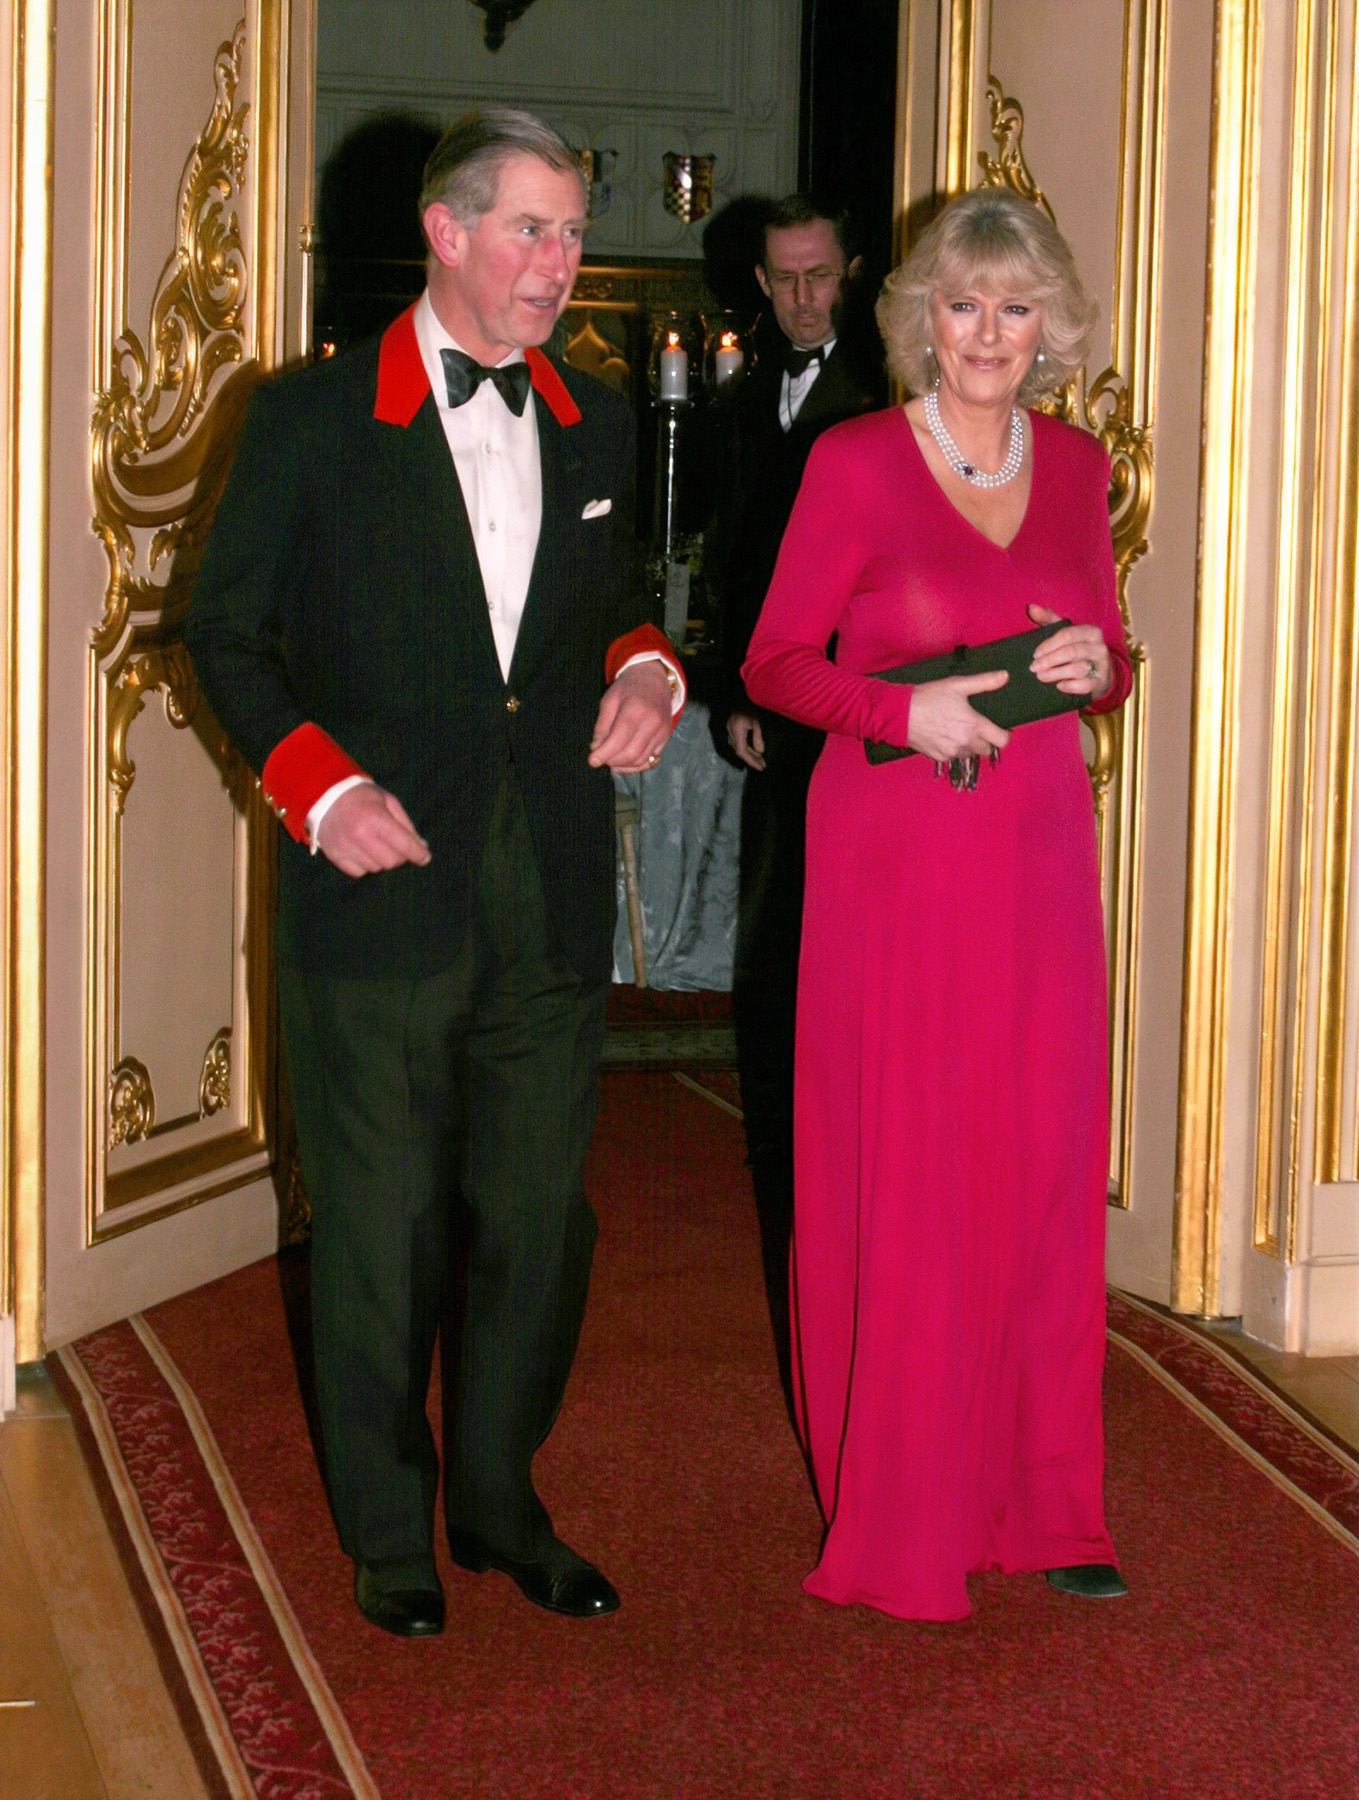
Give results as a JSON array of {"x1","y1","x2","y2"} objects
[{"x1": 378, "y1": 392, "x2": 506, "y2": 693}]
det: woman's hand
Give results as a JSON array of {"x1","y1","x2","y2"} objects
[
  {"x1": 1028, "y1": 604, "x2": 1113, "y2": 698},
  {"x1": 905, "y1": 670, "x2": 1012, "y2": 763}
]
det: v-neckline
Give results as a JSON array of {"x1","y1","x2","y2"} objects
[{"x1": 901, "y1": 403, "x2": 1038, "y2": 554}]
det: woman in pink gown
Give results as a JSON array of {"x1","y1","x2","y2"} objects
[{"x1": 743, "y1": 190, "x2": 1132, "y2": 1621}]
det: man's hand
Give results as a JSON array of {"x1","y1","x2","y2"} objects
[
  {"x1": 588, "y1": 661, "x2": 676, "y2": 773},
  {"x1": 726, "y1": 711, "x2": 767, "y2": 771},
  {"x1": 314, "y1": 784, "x2": 432, "y2": 878}
]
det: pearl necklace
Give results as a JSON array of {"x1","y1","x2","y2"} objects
[{"x1": 924, "y1": 383, "x2": 1025, "y2": 488}]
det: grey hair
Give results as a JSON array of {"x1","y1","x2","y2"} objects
[
  {"x1": 876, "y1": 188, "x2": 1098, "y2": 401},
  {"x1": 419, "y1": 107, "x2": 585, "y2": 227}
]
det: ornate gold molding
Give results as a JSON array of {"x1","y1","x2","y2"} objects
[
  {"x1": 91, "y1": 27, "x2": 253, "y2": 654},
  {"x1": 940, "y1": 0, "x2": 991, "y2": 198},
  {"x1": 978, "y1": 80, "x2": 1052, "y2": 218},
  {"x1": 107, "y1": 643, "x2": 200, "y2": 810},
  {"x1": 1314, "y1": 4, "x2": 1359, "y2": 1188},
  {"x1": 109, "y1": 1058, "x2": 155, "y2": 1147},
  {"x1": 1252, "y1": 0, "x2": 1336, "y2": 1256},
  {"x1": 198, "y1": 1030, "x2": 232, "y2": 1117},
  {"x1": 1174, "y1": 0, "x2": 1262, "y2": 1314},
  {"x1": 7, "y1": 0, "x2": 56, "y2": 1359}
]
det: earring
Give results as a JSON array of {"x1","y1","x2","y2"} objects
[{"x1": 1035, "y1": 347, "x2": 1046, "y2": 364}]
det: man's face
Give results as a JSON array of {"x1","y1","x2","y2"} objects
[
  {"x1": 756, "y1": 219, "x2": 853, "y2": 351},
  {"x1": 423, "y1": 153, "x2": 588, "y2": 363}
]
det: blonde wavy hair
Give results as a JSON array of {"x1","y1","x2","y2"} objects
[{"x1": 876, "y1": 188, "x2": 1097, "y2": 402}]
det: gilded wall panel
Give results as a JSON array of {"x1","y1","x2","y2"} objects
[
  {"x1": 114, "y1": 703, "x2": 237, "y2": 1131},
  {"x1": 87, "y1": 11, "x2": 276, "y2": 1241}
]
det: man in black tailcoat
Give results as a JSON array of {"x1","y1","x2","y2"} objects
[
  {"x1": 187, "y1": 110, "x2": 683, "y2": 1636},
  {"x1": 714, "y1": 197, "x2": 880, "y2": 1227}
]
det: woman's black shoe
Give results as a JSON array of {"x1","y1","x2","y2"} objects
[{"x1": 1046, "y1": 1563, "x2": 1128, "y2": 1598}]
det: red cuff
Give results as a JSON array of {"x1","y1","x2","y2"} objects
[
  {"x1": 260, "y1": 724, "x2": 368, "y2": 844},
  {"x1": 606, "y1": 625, "x2": 686, "y2": 719}
]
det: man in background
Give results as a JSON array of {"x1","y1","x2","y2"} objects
[{"x1": 712, "y1": 196, "x2": 881, "y2": 1357}]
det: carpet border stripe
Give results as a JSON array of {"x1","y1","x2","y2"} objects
[
  {"x1": 53, "y1": 1340, "x2": 257, "y2": 1799},
  {"x1": 132, "y1": 1314, "x2": 382, "y2": 1800},
  {"x1": 1107, "y1": 1327, "x2": 1359, "y2": 1555},
  {"x1": 1113, "y1": 1290, "x2": 1359, "y2": 1465}
]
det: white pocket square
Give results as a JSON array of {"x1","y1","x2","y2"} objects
[{"x1": 581, "y1": 498, "x2": 612, "y2": 519}]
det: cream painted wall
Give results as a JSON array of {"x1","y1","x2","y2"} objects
[{"x1": 314, "y1": 0, "x2": 802, "y2": 258}]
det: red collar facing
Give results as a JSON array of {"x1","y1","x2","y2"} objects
[{"x1": 374, "y1": 304, "x2": 582, "y2": 429}]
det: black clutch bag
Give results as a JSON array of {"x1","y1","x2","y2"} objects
[{"x1": 864, "y1": 620, "x2": 1084, "y2": 765}]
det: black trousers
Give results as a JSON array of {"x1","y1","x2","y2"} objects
[
  {"x1": 278, "y1": 768, "x2": 609, "y2": 1578},
  {"x1": 731, "y1": 714, "x2": 823, "y2": 1175}
]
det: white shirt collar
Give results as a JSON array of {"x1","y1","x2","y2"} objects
[{"x1": 415, "y1": 291, "x2": 527, "y2": 408}]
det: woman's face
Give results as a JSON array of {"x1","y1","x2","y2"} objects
[{"x1": 928, "y1": 283, "x2": 1044, "y2": 410}]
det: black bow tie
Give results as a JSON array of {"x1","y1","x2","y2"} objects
[
  {"x1": 784, "y1": 343, "x2": 827, "y2": 378},
  {"x1": 440, "y1": 349, "x2": 533, "y2": 416}
]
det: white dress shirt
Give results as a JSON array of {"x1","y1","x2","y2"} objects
[
  {"x1": 779, "y1": 336, "x2": 835, "y2": 432},
  {"x1": 416, "y1": 293, "x2": 541, "y2": 681}
]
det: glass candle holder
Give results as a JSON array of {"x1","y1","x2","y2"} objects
[
  {"x1": 704, "y1": 311, "x2": 750, "y2": 391},
  {"x1": 648, "y1": 313, "x2": 699, "y2": 403}
]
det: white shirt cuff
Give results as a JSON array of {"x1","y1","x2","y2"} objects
[
  {"x1": 306, "y1": 775, "x2": 373, "y2": 853},
  {"x1": 614, "y1": 650, "x2": 685, "y2": 714}
]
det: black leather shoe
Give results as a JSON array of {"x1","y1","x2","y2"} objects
[
  {"x1": 447, "y1": 1528, "x2": 620, "y2": 1618},
  {"x1": 354, "y1": 1562, "x2": 445, "y2": 1637},
  {"x1": 1046, "y1": 1563, "x2": 1128, "y2": 1598}
]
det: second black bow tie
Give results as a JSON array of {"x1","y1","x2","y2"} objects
[
  {"x1": 441, "y1": 349, "x2": 533, "y2": 416},
  {"x1": 784, "y1": 343, "x2": 827, "y2": 379}
]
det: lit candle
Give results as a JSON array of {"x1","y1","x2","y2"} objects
[
  {"x1": 714, "y1": 331, "x2": 743, "y2": 386},
  {"x1": 659, "y1": 333, "x2": 688, "y2": 401}
]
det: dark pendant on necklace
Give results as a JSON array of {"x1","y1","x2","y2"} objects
[{"x1": 961, "y1": 463, "x2": 974, "y2": 478}]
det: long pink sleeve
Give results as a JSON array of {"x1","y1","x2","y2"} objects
[{"x1": 742, "y1": 433, "x2": 914, "y2": 748}]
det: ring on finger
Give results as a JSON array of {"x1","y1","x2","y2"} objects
[{"x1": 1086, "y1": 659, "x2": 1098, "y2": 679}]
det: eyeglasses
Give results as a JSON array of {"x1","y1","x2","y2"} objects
[{"x1": 764, "y1": 266, "x2": 844, "y2": 292}]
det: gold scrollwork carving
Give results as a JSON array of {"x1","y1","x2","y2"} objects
[
  {"x1": 110, "y1": 1057, "x2": 155, "y2": 1147},
  {"x1": 107, "y1": 641, "x2": 200, "y2": 811},
  {"x1": 978, "y1": 80, "x2": 1054, "y2": 222},
  {"x1": 198, "y1": 1029, "x2": 232, "y2": 1116},
  {"x1": 90, "y1": 24, "x2": 254, "y2": 654}
]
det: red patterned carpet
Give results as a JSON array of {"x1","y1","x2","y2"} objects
[{"x1": 57, "y1": 1071, "x2": 1358, "y2": 1800}]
